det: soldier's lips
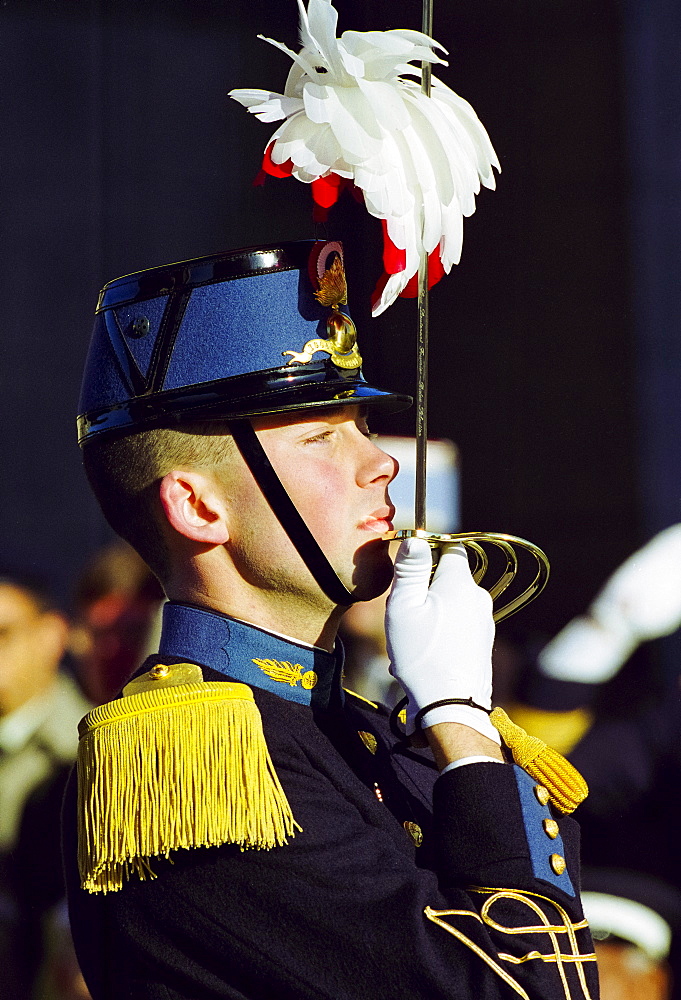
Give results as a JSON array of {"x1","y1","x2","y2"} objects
[{"x1": 359, "y1": 508, "x2": 395, "y2": 534}]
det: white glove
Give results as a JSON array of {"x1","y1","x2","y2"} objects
[
  {"x1": 385, "y1": 537, "x2": 500, "y2": 743},
  {"x1": 540, "y1": 524, "x2": 681, "y2": 684}
]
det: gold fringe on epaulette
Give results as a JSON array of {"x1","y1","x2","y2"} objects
[
  {"x1": 489, "y1": 707, "x2": 589, "y2": 814},
  {"x1": 77, "y1": 679, "x2": 297, "y2": 894}
]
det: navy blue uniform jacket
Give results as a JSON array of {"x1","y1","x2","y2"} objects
[{"x1": 64, "y1": 604, "x2": 597, "y2": 1000}]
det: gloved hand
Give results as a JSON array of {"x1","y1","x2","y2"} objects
[
  {"x1": 540, "y1": 524, "x2": 681, "y2": 684},
  {"x1": 385, "y1": 537, "x2": 500, "y2": 743}
]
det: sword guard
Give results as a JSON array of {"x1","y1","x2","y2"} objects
[{"x1": 383, "y1": 530, "x2": 550, "y2": 623}]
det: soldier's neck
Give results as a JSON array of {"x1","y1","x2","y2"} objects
[{"x1": 164, "y1": 579, "x2": 343, "y2": 653}]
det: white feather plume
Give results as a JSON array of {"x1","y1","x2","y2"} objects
[{"x1": 230, "y1": 0, "x2": 499, "y2": 316}]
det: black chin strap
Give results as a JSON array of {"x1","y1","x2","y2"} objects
[{"x1": 228, "y1": 419, "x2": 355, "y2": 607}]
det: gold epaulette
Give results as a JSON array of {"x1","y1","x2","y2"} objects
[
  {"x1": 490, "y1": 707, "x2": 589, "y2": 814},
  {"x1": 77, "y1": 663, "x2": 298, "y2": 894}
]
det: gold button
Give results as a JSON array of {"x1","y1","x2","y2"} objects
[
  {"x1": 358, "y1": 731, "x2": 378, "y2": 754},
  {"x1": 301, "y1": 670, "x2": 317, "y2": 690},
  {"x1": 534, "y1": 784, "x2": 550, "y2": 806},
  {"x1": 543, "y1": 819, "x2": 559, "y2": 840},
  {"x1": 404, "y1": 821, "x2": 423, "y2": 847},
  {"x1": 149, "y1": 664, "x2": 169, "y2": 678},
  {"x1": 550, "y1": 854, "x2": 566, "y2": 875}
]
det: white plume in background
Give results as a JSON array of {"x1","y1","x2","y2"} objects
[{"x1": 230, "y1": 0, "x2": 499, "y2": 315}]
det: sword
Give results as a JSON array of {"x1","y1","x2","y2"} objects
[
  {"x1": 415, "y1": 0, "x2": 433, "y2": 532},
  {"x1": 390, "y1": 0, "x2": 550, "y2": 623}
]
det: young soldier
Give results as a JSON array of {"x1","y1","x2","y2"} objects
[{"x1": 64, "y1": 240, "x2": 595, "y2": 999}]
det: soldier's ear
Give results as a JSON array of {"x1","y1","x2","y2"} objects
[{"x1": 159, "y1": 470, "x2": 230, "y2": 545}]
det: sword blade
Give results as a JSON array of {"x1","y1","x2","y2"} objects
[{"x1": 415, "y1": 0, "x2": 434, "y2": 530}]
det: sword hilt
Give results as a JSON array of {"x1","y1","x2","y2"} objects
[{"x1": 385, "y1": 529, "x2": 550, "y2": 623}]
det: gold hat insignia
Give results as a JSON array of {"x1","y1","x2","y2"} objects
[{"x1": 283, "y1": 242, "x2": 362, "y2": 370}]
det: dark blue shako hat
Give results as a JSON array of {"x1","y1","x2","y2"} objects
[
  {"x1": 78, "y1": 240, "x2": 409, "y2": 442},
  {"x1": 77, "y1": 240, "x2": 411, "y2": 605}
]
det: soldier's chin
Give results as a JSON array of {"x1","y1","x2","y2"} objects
[{"x1": 348, "y1": 537, "x2": 394, "y2": 603}]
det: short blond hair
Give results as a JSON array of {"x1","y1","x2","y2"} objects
[{"x1": 83, "y1": 423, "x2": 237, "y2": 582}]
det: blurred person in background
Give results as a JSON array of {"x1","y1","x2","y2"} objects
[
  {"x1": 22, "y1": 541, "x2": 164, "y2": 999},
  {"x1": 0, "y1": 570, "x2": 90, "y2": 999},
  {"x1": 581, "y1": 868, "x2": 681, "y2": 1000},
  {"x1": 70, "y1": 541, "x2": 164, "y2": 706}
]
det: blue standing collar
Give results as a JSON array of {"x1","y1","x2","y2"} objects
[{"x1": 158, "y1": 602, "x2": 343, "y2": 710}]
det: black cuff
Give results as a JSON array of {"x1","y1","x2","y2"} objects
[{"x1": 414, "y1": 698, "x2": 492, "y2": 731}]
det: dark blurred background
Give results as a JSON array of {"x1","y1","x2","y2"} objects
[{"x1": 1, "y1": 0, "x2": 679, "y2": 667}]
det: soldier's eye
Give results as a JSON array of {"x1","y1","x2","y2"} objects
[{"x1": 305, "y1": 430, "x2": 333, "y2": 445}]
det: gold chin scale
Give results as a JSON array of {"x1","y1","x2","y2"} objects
[{"x1": 384, "y1": 530, "x2": 550, "y2": 624}]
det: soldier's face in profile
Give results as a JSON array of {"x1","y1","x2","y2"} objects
[{"x1": 223, "y1": 405, "x2": 398, "y2": 605}]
